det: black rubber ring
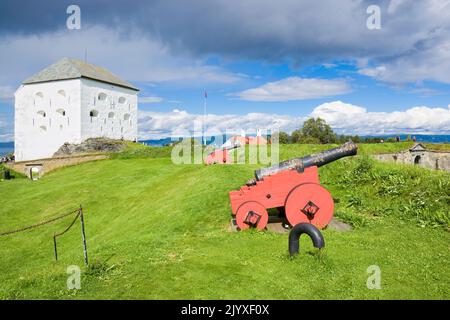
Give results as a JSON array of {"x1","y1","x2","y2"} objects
[{"x1": 289, "y1": 223, "x2": 325, "y2": 256}]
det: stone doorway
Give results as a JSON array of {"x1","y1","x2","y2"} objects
[{"x1": 414, "y1": 155, "x2": 421, "y2": 165}]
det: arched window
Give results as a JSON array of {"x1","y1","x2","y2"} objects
[
  {"x1": 57, "y1": 90, "x2": 66, "y2": 97},
  {"x1": 89, "y1": 110, "x2": 99, "y2": 117},
  {"x1": 56, "y1": 108, "x2": 66, "y2": 116},
  {"x1": 414, "y1": 155, "x2": 421, "y2": 165},
  {"x1": 37, "y1": 110, "x2": 46, "y2": 118},
  {"x1": 108, "y1": 112, "x2": 115, "y2": 119},
  {"x1": 393, "y1": 155, "x2": 398, "y2": 162},
  {"x1": 34, "y1": 92, "x2": 44, "y2": 107},
  {"x1": 98, "y1": 92, "x2": 107, "y2": 101},
  {"x1": 123, "y1": 113, "x2": 131, "y2": 121},
  {"x1": 39, "y1": 125, "x2": 47, "y2": 132},
  {"x1": 118, "y1": 97, "x2": 127, "y2": 104}
]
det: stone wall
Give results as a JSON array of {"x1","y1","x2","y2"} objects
[
  {"x1": 373, "y1": 150, "x2": 450, "y2": 171},
  {"x1": 6, "y1": 153, "x2": 108, "y2": 179},
  {"x1": 14, "y1": 79, "x2": 82, "y2": 161},
  {"x1": 80, "y1": 78, "x2": 138, "y2": 143}
]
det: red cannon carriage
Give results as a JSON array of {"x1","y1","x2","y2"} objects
[
  {"x1": 229, "y1": 142, "x2": 358, "y2": 230},
  {"x1": 205, "y1": 148, "x2": 232, "y2": 165},
  {"x1": 205, "y1": 143, "x2": 240, "y2": 165}
]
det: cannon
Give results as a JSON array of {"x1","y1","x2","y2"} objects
[
  {"x1": 229, "y1": 141, "x2": 358, "y2": 231},
  {"x1": 205, "y1": 143, "x2": 240, "y2": 165}
]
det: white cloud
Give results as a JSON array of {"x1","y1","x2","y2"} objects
[
  {"x1": 236, "y1": 77, "x2": 351, "y2": 102},
  {"x1": 0, "y1": 113, "x2": 13, "y2": 142},
  {"x1": 358, "y1": 36, "x2": 450, "y2": 84},
  {"x1": 2, "y1": 1, "x2": 450, "y2": 88},
  {"x1": 0, "y1": 26, "x2": 245, "y2": 88},
  {"x1": 138, "y1": 109, "x2": 305, "y2": 140},
  {"x1": 387, "y1": 0, "x2": 406, "y2": 14},
  {"x1": 0, "y1": 86, "x2": 15, "y2": 102},
  {"x1": 322, "y1": 63, "x2": 337, "y2": 69},
  {"x1": 138, "y1": 100, "x2": 450, "y2": 139},
  {"x1": 311, "y1": 101, "x2": 450, "y2": 135},
  {"x1": 139, "y1": 96, "x2": 163, "y2": 104},
  {"x1": 358, "y1": 2, "x2": 450, "y2": 85},
  {"x1": 0, "y1": 133, "x2": 14, "y2": 142}
]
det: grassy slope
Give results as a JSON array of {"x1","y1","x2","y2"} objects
[{"x1": 0, "y1": 142, "x2": 449, "y2": 299}]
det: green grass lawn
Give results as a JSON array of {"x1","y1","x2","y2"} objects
[{"x1": 0, "y1": 143, "x2": 449, "y2": 299}]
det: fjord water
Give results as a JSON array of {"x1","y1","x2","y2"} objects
[{"x1": 0, "y1": 145, "x2": 13, "y2": 157}]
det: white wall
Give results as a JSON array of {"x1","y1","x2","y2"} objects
[
  {"x1": 14, "y1": 79, "x2": 82, "y2": 161},
  {"x1": 80, "y1": 78, "x2": 138, "y2": 142},
  {"x1": 14, "y1": 78, "x2": 138, "y2": 162}
]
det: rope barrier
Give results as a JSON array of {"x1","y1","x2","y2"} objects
[
  {"x1": 0, "y1": 209, "x2": 80, "y2": 237},
  {"x1": 53, "y1": 211, "x2": 81, "y2": 261},
  {"x1": 54, "y1": 212, "x2": 81, "y2": 238},
  {"x1": 0, "y1": 206, "x2": 89, "y2": 265}
]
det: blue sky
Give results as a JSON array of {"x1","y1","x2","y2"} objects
[
  {"x1": 138, "y1": 60, "x2": 450, "y2": 115},
  {"x1": 1, "y1": 0, "x2": 449, "y2": 141}
]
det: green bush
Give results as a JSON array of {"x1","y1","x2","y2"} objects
[{"x1": 324, "y1": 155, "x2": 450, "y2": 229}]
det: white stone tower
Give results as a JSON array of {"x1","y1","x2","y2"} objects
[{"x1": 14, "y1": 57, "x2": 139, "y2": 161}]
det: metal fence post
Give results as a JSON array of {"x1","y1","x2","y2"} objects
[
  {"x1": 53, "y1": 235, "x2": 58, "y2": 261},
  {"x1": 79, "y1": 205, "x2": 89, "y2": 266}
]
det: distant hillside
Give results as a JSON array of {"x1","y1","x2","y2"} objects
[
  {"x1": 360, "y1": 134, "x2": 450, "y2": 143},
  {"x1": 141, "y1": 134, "x2": 450, "y2": 147},
  {"x1": 140, "y1": 138, "x2": 177, "y2": 146}
]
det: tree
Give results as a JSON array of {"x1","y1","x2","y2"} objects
[
  {"x1": 291, "y1": 129, "x2": 302, "y2": 143},
  {"x1": 298, "y1": 118, "x2": 337, "y2": 144},
  {"x1": 337, "y1": 134, "x2": 361, "y2": 143},
  {"x1": 298, "y1": 136, "x2": 320, "y2": 144},
  {"x1": 271, "y1": 131, "x2": 289, "y2": 144}
]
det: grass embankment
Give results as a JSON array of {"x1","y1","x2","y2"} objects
[
  {"x1": 0, "y1": 142, "x2": 448, "y2": 299},
  {"x1": 423, "y1": 143, "x2": 450, "y2": 151}
]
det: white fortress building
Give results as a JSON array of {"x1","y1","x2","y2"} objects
[{"x1": 14, "y1": 57, "x2": 139, "y2": 161}]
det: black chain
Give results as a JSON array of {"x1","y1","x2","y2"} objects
[
  {"x1": 53, "y1": 211, "x2": 81, "y2": 238},
  {"x1": 0, "y1": 209, "x2": 80, "y2": 237}
]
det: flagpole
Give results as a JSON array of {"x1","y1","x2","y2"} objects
[{"x1": 203, "y1": 89, "x2": 207, "y2": 145}]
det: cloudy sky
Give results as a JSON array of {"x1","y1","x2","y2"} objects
[{"x1": 1, "y1": 0, "x2": 450, "y2": 141}]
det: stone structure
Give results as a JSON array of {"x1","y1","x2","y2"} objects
[
  {"x1": 373, "y1": 143, "x2": 450, "y2": 171},
  {"x1": 14, "y1": 58, "x2": 139, "y2": 161},
  {"x1": 7, "y1": 154, "x2": 108, "y2": 179}
]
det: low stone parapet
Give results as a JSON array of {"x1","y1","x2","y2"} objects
[{"x1": 6, "y1": 153, "x2": 109, "y2": 179}]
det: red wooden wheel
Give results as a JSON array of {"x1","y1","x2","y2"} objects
[
  {"x1": 284, "y1": 183, "x2": 334, "y2": 229},
  {"x1": 235, "y1": 201, "x2": 269, "y2": 231}
]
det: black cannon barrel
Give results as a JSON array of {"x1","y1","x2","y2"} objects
[{"x1": 254, "y1": 141, "x2": 358, "y2": 181}]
